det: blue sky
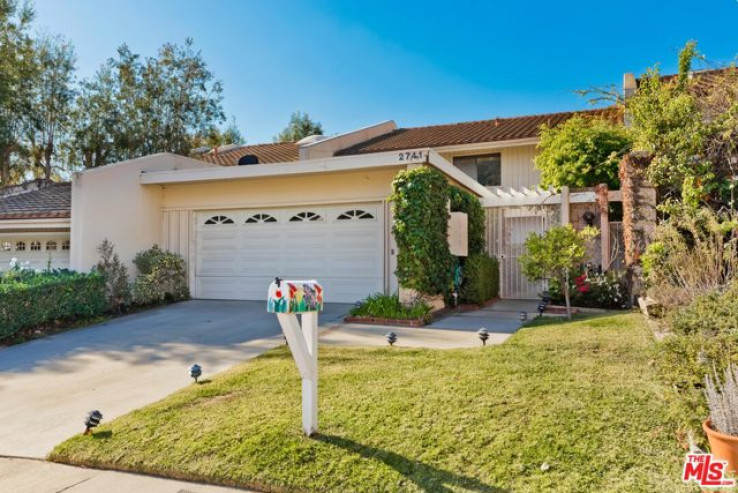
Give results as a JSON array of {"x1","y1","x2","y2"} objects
[{"x1": 33, "y1": 0, "x2": 738, "y2": 144}]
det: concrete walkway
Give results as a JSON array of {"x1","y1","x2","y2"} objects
[
  {"x1": 0, "y1": 457, "x2": 253, "y2": 493},
  {"x1": 426, "y1": 299, "x2": 540, "y2": 334},
  {"x1": 0, "y1": 300, "x2": 349, "y2": 459},
  {"x1": 321, "y1": 299, "x2": 539, "y2": 348}
]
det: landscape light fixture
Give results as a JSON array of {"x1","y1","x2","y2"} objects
[
  {"x1": 189, "y1": 364, "x2": 202, "y2": 383},
  {"x1": 519, "y1": 311, "x2": 528, "y2": 322},
  {"x1": 477, "y1": 328, "x2": 489, "y2": 346},
  {"x1": 538, "y1": 303, "x2": 546, "y2": 317},
  {"x1": 84, "y1": 410, "x2": 103, "y2": 435},
  {"x1": 582, "y1": 210, "x2": 596, "y2": 227},
  {"x1": 386, "y1": 331, "x2": 397, "y2": 347}
]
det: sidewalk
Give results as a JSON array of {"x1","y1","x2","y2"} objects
[{"x1": 0, "y1": 457, "x2": 254, "y2": 493}]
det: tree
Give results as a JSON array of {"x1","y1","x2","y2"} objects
[
  {"x1": 27, "y1": 34, "x2": 76, "y2": 180},
  {"x1": 191, "y1": 118, "x2": 245, "y2": 151},
  {"x1": 518, "y1": 224, "x2": 597, "y2": 319},
  {"x1": 67, "y1": 39, "x2": 226, "y2": 168},
  {"x1": 274, "y1": 111, "x2": 323, "y2": 142},
  {"x1": 0, "y1": 0, "x2": 37, "y2": 185},
  {"x1": 535, "y1": 115, "x2": 632, "y2": 189}
]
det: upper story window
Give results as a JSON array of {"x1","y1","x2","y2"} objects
[{"x1": 453, "y1": 153, "x2": 501, "y2": 187}]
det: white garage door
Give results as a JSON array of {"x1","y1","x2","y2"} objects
[
  {"x1": 0, "y1": 236, "x2": 71, "y2": 271},
  {"x1": 195, "y1": 204, "x2": 385, "y2": 303}
]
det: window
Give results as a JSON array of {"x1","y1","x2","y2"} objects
[
  {"x1": 30, "y1": 241, "x2": 41, "y2": 251},
  {"x1": 245, "y1": 213, "x2": 278, "y2": 224},
  {"x1": 337, "y1": 209, "x2": 374, "y2": 221},
  {"x1": 1, "y1": 242, "x2": 11, "y2": 252},
  {"x1": 204, "y1": 215, "x2": 235, "y2": 225},
  {"x1": 46, "y1": 241, "x2": 57, "y2": 251},
  {"x1": 15, "y1": 241, "x2": 26, "y2": 251},
  {"x1": 453, "y1": 153, "x2": 501, "y2": 187},
  {"x1": 62, "y1": 240, "x2": 70, "y2": 251},
  {"x1": 289, "y1": 211, "x2": 322, "y2": 222}
]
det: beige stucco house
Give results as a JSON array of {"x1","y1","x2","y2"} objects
[{"x1": 0, "y1": 106, "x2": 621, "y2": 303}]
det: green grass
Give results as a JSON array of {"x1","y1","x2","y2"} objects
[{"x1": 50, "y1": 313, "x2": 691, "y2": 492}]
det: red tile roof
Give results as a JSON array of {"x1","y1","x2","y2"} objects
[
  {"x1": 197, "y1": 142, "x2": 300, "y2": 166},
  {"x1": 0, "y1": 181, "x2": 71, "y2": 220},
  {"x1": 336, "y1": 107, "x2": 621, "y2": 156}
]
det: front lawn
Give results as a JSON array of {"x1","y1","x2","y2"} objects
[{"x1": 50, "y1": 313, "x2": 690, "y2": 492}]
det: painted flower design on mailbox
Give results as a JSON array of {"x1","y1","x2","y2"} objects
[{"x1": 268, "y1": 279, "x2": 324, "y2": 313}]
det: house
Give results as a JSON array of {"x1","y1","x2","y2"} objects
[{"x1": 0, "y1": 102, "x2": 625, "y2": 302}]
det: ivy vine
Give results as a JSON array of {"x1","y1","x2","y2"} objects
[
  {"x1": 390, "y1": 167, "x2": 486, "y2": 295},
  {"x1": 390, "y1": 167, "x2": 454, "y2": 295}
]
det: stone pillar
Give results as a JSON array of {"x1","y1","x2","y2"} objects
[
  {"x1": 595, "y1": 184, "x2": 610, "y2": 270},
  {"x1": 619, "y1": 153, "x2": 657, "y2": 303}
]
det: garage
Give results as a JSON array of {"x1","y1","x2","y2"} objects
[{"x1": 194, "y1": 203, "x2": 385, "y2": 303}]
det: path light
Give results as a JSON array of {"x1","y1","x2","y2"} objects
[
  {"x1": 538, "y1": 303, "x2": 546, "y2": 317},
  {"x1": 477, "y1": 328, "x2": 489, "y2": 346},
  {"x1": 386, "y1": 331, "x2": 397, "y2": 347},
  {"x1": 519, "y1": 311, "x2": 528, "y2": 322},
  {"x1": 84, "y1": 410, "x2": 102, "y2": 435},
  {"x1": 189, "y1": 364, "x2": 202, "y2": 383}
]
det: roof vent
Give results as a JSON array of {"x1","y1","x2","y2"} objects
[
  {"x1": 296, "y1": 134, "x2": 327, "y2": 145},
  {"x1": 238, "y1": 155, "x2": 259, "y2": 166}
]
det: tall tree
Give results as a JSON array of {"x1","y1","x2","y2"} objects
[
  {"x1": 0, "y1": 0, "x2": 37, "y2": 185},
  {"x1": 67, "y1": 39, "x2": 226, "y2": 168},
  {"x1": 274, "y1": 111, "x2": 323, "y2": 142},
  {"x1": 535, "y1": 115, "x2": 632, "y2": 190},
  {"x1": 191, "y1": 117, "x2": 245, "y2": 151},
  {"x1": 27, "y1": 34, "x2": 76, "y2": 180}
]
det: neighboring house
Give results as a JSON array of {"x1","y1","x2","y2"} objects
[
  {"x1": 0, "y1": 91, "x2": 627, "y2": 301},
  {"x1": 0, "y1": 181, "x2": 72, "y2": 271}
]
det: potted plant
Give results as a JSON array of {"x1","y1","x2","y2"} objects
[{"x1": 703, "y1": 364, "x2": 738, "y2": 473}]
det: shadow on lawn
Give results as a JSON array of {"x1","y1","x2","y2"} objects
[{"x1": 317, "y1": 434, "x2": 507, "y2": 493}]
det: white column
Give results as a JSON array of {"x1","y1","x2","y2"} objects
[
  {"x1": 301, "y1": 312, "x2": 319, "y2": 436},
  {"x1": 560, "y1": 186, "x2": 570, "y2": 225}
]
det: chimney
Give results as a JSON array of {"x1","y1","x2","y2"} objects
[{"x1": 623, "y1": 73, "x2": 637, "y2": 99}]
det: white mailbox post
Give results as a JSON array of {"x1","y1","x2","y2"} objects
[{"x1": 267, "y1": 278, "x2": 324, "y2": 436}]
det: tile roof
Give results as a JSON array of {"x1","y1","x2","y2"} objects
[
  {"x1": 0, "y1": 181, "x2": 71, "y2": 220},
  {"x1": 336, "y1": 107, "x2": 622, "y2": 156},
  {"x1": 197, "y1": 142, "x2": 300, "y2": 166},
  {"x1": 649, "y1": 67, "x2": 738, "y2": 96}
]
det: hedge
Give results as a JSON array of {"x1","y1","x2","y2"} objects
[
  {"x1": 0, "y1": 272, "x2": 107, "y2": 340},
  {"x1": 449, "y1": 186, "x2": 486, "y2": 256},
  {"x1": 460, "y1": 254, "x2": 500, "y2": 306}
]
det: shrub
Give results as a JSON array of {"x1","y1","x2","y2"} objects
[
  {"x1": 0, "y1": 270, "x2": 106, "y2": 340},
  {"x1": 95, "y1": 239, "x2": 130, "y2": 311},
  {"x1": 657, "y1": 283, "x2": 738, "y2": 439},
  {"x1": 390, "y1": 167, "x2": 454, "y2": 295},
  {"x1": 350, "y1": 293, "x2": 432, "y2": 321},
  {"x1": 131, "y1": 245, "x2": 189, "y2": 305},
  {"x1": 642, "y1": 207, "x2": 738, "y2": 310},
  {"x1": 459, "y1": 254, "x2": 499, "y2": 306},
  {"x1": 549, "y1": 270, "x2": 627, "y2": 309}
]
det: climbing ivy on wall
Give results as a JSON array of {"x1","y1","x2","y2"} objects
[
  {"x1": 449, "y1": 186, "x2": 485, "y2": 256},
  {"x1": 390, "y1": 167, "x2": 454, "y2": 295}
]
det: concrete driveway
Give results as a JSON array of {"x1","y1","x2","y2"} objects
[{"x1": 0, "y1": 300, "x2": 348, "y2": 458}]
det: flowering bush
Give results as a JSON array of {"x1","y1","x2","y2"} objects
[{"x1": 550, "y1": 270, "x2": 628, "y2": 309}]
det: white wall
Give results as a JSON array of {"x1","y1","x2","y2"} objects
[
  {"x1": 439, "y1": 143, "x2": 540, "y2": 189},
  {"x1": 70, "y1": 154, "x2": 214, "y2": 273}
]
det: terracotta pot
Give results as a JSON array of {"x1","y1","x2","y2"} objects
[{"x1": 704, "y1": 419, "x2": 738, "y2": 473}]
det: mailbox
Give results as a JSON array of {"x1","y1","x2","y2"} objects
[
  {"x1": 267, "y1": 279, "x2": 324, "y2": 313},
  {"x1": 268, "y1": 277, "x2": 323, "y2": 436}
]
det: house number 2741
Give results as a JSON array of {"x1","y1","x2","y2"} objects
[{"x1": 398, "y1": 151, "x2": 424, "y2": 162}]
